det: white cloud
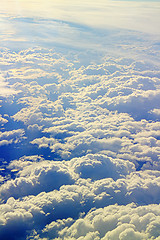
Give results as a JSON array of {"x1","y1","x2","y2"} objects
[
  {"x1": 0, "y1": 152, "x2": 134, "y2": 202},
  {"x1": 0, "y1": 40, "x2": 160, "y2": 240},
  {"x1": 0, "y1": 158, "x2": 77, "y2": 201},
  {"x1": 150, "y1": 108, "x2": 160, "y2": 117},
  {"x1": 30, "y1": 136, "x2": 58, "y2": 149},
  {"x1": 70, "y1": 153, "x2": 135, "y2": 181},
  {"x1": 1, "y1": 0, "x2": 160, "y2": 36},
  {"x1": 0, "y1": 129, "x2": 25, "y2": 146},
  {"x1": 0, "y1": 161, "x2": 160, "y2": 239},
  {"x1": 0, "y1": 115, "x2": 8, "y2": 125},
  {"x1": 50, "y1": 203, "x2": 160, "y2": 240},
  {"x1": 0, "y1": 74, "x2": 18, "y2": 97}
]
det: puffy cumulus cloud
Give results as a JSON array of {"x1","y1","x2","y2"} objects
[
  {"x1": 0, "y1": 197, "x2": 34, "y2": 239},
  {"x1": 38, "y1": 203, "x2": 160, "y2": 240},
  {"x1": 1, "y1": 164, "x2": 160, "y2": 211},
  {"x1": 30, "y1": 136, "x2": 58, "y2": 149},
  {"x1": 0, "y1": 45, "x2": 160, "y2": 239},
  {"x1": 70, "y1": 153, "x2": 135, "y2": 181},
  {"x1": 150, "y1": 108, "x2": 160, "y2": 118},
  {"x1": 125, "y1": 171, "x2": 160, "y2": 204},
  {"x1": 0, "y1": 115, "x2": 8, "y2": 125},
  {"x1": 0, "y1": 186, "x2": 85, "y2": 239},
  {"x1": 9, "y1": 51, "x2": 158, "y2": 169},
  {"x1": 100, "y1": 89, "x2": 160, "y2": 118},
  {"x1": 0, "y1": 152, "x2": 135, "y2": 202},
  {"x1": 27, "y1": 123, "x2": 43, "y2": 132},
  {"x1": 8, "y1": 155, "x2": 45, "y2": 171},
  {"x1": 1, "y1": 189, "x2": 160, "y2": 240},
  {"x1": 0, "y1": 74, "x2": 18, "y2": 97},
  {"x1": 0, "y1": 176, "x2": 4, "y2": 184},
  {"x1": 41, "y1": 218, "x2": 74, "y2": 239},
  {"x1": 0, "y1": 157, "x2": 77, "y2": 202},
  {"x1": 12, "y1": 97, "x2": 64, "y2": 126},
  {"x1": 0, "y1": 47, "x2": 72, "y2": 71},
  {"x1": 0, "y1": 129, "x2": 25, "y2": 146},
  {"x1": 1, "y1": 47, "x2": 74, "y2": 91},
  {"x1": 40, "y1": 110, "x2": 160, "y2": 170},
  {"x1": 91, "y1": 72, "x2": 160, "y2": 116},
  {"x1": 4, "y1": 47, "x2": 159, "y2": 145},
  {"x1": 0, "y1": 167, "x2": 160, "y2": 239},
  {"x1": 50, "y1": 134, "x2": 123, "y2": 160}
]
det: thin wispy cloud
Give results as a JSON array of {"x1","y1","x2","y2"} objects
[{"x1": 1, "y1": 0, "x2": 160, "y2": 35}]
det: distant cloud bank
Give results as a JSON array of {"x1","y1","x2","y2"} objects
[{"x1": 0, "y1": 0, "x2": 160, "y2": 35}]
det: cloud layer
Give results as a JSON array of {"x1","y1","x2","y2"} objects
[
  {"x1": 0, "y1": 9, "x2": 160, "y2": 238},
  {"x1": 1, "y1": 0, "x2": 160, "y2": 35}
]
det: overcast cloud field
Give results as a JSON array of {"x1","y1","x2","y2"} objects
[{"x1": 0, "y1": 0, "x2": 160, "y2": 239}]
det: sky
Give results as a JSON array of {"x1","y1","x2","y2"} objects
[{"x1": 0, "y1": 0, "x2": 160, "y2": 240}]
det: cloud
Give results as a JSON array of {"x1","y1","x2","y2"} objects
[
  {"x1": 0, "y1": 152, "x2": 135, "y2": 202},
  {"x1": 1, "y1": 0, "x2": 160, "y2": 36},
  {"x1": 41, "y1": 203, "x2": 160, "y2": 240},
  {"x1": 0, "y1": 155, "x2": 160, "y2": 239},
  {"x1": 0, "y1": 157, "x2": 77, "y2": 201},
  {"x1": 70, "y1": 153, "x2": 135, "y2": 181},
  {"x1": 1, "y1": 160, "x2": 160, "y2": 212},
  {"x1": 12, "y1": 97, "x2": 64, "y2": 126},
  {"x1": 0, "y1": 75, "x2": 18, "y2": 97},
  {"x1": 0, "y1": 129, "x2": 25, "y2": 146},
  {"x1": 0, "y1": 187, "x2": 160, "y2": 240},
  {"x1": 150, "y1": 108, "x2": 160, "y2": 118},
  {"x1": 7, "y1": 50, "x2": 159, "y2": 172},
  {"x1": 0, "y1": 115, "x2": 8, "y2": 125},
  {"x1": 0, "y1": 37, "x2": 160, "y2": 240}
]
